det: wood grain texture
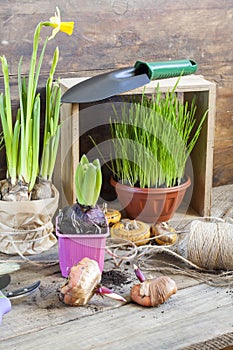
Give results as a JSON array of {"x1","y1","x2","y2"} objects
[
  {"x1": 1, "y1": 283, "x2": 232, "y2": 350},
  {"x1": 57, "y1": 75, "x2": 215, "y2": 216},
  {"x1": 0, "y1": 0, "x2": 232, "y2": 185},
  {"x1": 0, "y1": 184, "x2": 232, "y2": 349}
]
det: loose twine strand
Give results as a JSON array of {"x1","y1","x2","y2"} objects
[
  {"x1": 1, "y1": 216, "x2": 232, "y2": 286},
  {"x1": 105, "y1": 217, "x2": 233, "y2": 287}
]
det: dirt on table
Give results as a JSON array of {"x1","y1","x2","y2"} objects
[
  {"x1": 102, "y1": 269, "x2": 132, "y2": 286},
  {"x1": 101, "y1": 266, "x2": 138, "y2": 296}
]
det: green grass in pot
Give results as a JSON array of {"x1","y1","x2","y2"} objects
[
  {"x1": 108, "y1": 81, "x2": 207, "y2": 188},
  {"x1": 57, "y1": 155, "x2": 108, "y2": 235}
]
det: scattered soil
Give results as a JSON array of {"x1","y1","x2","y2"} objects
[{"x1": 101, "y1": 269, "x2": 133, "y2": 287}]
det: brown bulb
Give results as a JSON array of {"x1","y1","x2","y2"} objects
[
  {"x1": 60, "y1": 258, "x2": 101, "y2": 306},
  {"x1": 131, "y1": 276, "x2": 177, "y2": 307}
]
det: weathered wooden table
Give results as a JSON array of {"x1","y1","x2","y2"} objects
[{"x1": 0, "y1": 185, "x2": 233, "y2": 350}]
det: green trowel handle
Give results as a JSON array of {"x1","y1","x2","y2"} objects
[{"x1": 134, "y1": 59, "x2": 197, "y2": 80}]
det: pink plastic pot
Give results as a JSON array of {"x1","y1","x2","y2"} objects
[{"x1": 56, "y1": 226, "x2": 109, "y2": 278}]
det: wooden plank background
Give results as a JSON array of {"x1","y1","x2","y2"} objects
[{"x1": 0, "y1": 0, "x2": 232, "y2": 186}]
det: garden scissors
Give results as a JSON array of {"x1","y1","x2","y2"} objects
[{"x1": 0, "y1": 274, "x2": 40, "y2": 324}]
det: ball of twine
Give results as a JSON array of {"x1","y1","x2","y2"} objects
[{"x1": 178, "y1": 217, "x2": 233, "y2": 270}]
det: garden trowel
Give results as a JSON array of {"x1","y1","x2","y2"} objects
[{"x1": 61, "y1": 59, "x2": 197, "y2": 103}]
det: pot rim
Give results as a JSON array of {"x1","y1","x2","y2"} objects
[{"x1": 110, "y1": 175, "x2": 191, "y2": 194}]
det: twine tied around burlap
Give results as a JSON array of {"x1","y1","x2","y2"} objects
[{"x1": 0, "y1": 185, "x2": 59, "y2": 259}]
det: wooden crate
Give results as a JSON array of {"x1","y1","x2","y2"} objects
[{"x1": 54, "y1": 75, "x2": 216, "y2": 217}]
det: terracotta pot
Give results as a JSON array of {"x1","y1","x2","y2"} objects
[{"x1": 110, "y1": 176, "x2": 191, "y2": 223}]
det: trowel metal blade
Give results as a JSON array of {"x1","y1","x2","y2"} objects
[{"x1": 61, "y1": 67, "x2": 150, "y2": 103}]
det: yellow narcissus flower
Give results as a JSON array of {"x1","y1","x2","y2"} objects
[
  {"x1": 0, "y1": 7, "x2": 75, "y2": 194},
  {"x1": 48, "y1": 7, "x2": 74, "y2": 40}
]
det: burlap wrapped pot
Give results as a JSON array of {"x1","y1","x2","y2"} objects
[{"x1": 0, "y1": 183, "x2": 59, "y2": 256}]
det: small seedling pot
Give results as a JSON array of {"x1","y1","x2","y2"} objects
[{"x1": 56, "y1": 220, "x2": 109, "y2": 277}]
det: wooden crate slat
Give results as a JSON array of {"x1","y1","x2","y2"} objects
[{"x1": 55, "y1": 75, "x2": 216, "y2": 217}]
